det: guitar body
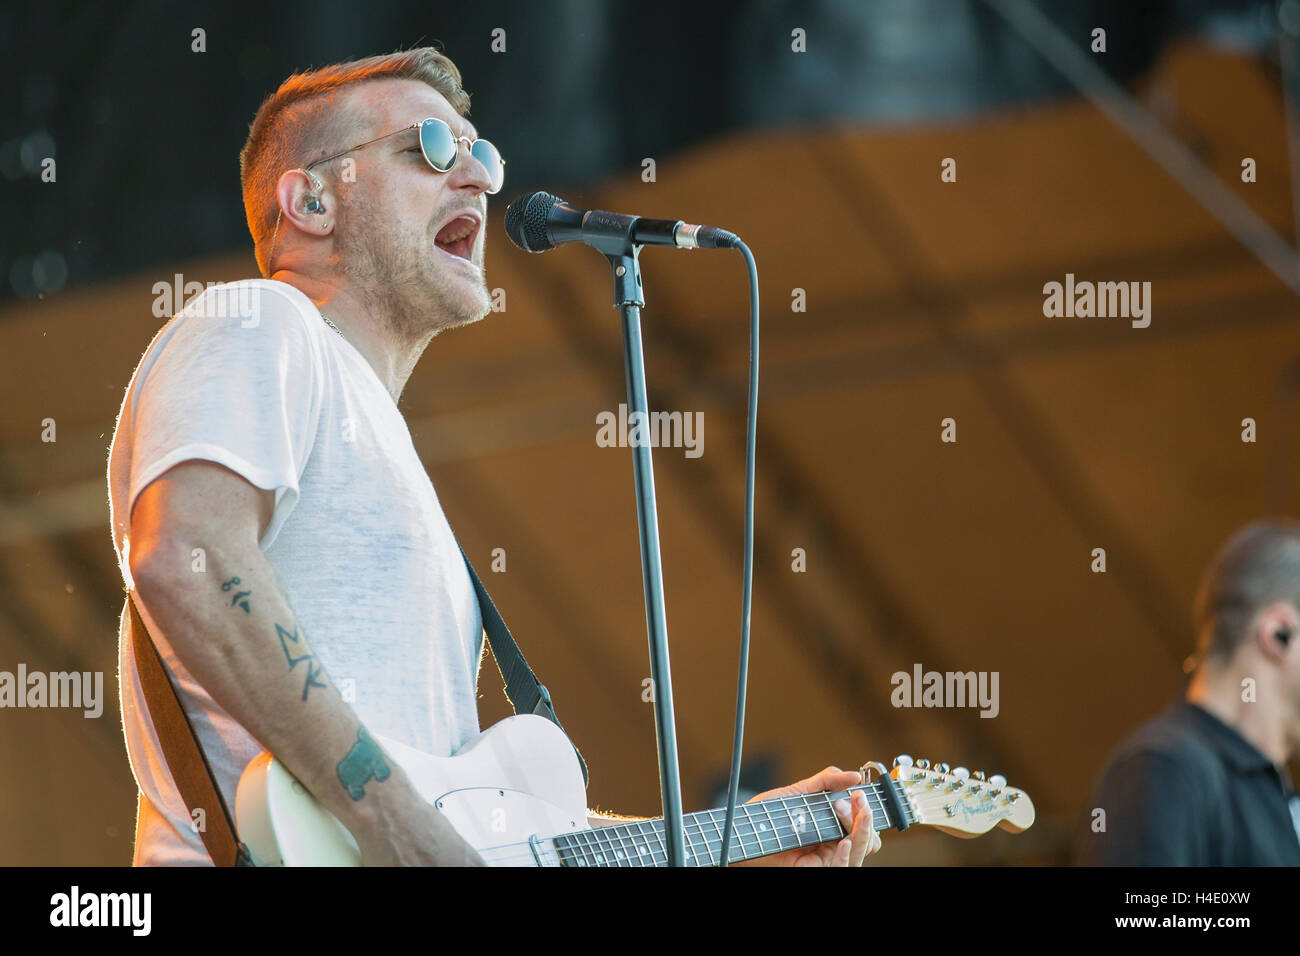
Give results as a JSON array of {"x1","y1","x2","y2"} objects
[
  {"x1": 238, "y1": 717, "x2": 1036, "y2": 866},
  {"x1": 235, "y1": 715, "x2": 588, "y2": 866}
]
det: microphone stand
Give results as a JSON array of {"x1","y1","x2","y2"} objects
[{"x1": 599, "y1": 237, "x2": 686, "y2": 868}]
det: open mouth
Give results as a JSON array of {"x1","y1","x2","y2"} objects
[{"x1": 435, "y1": 215, "x2": 480, "y2": 262}]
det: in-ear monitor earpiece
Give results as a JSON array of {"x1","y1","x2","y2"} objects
[{"x1": 300, "y1": 168, "x2": 324, "y2": 214}]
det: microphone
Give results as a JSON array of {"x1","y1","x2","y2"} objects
[{"x1": 504, "y1": 191, "x2": 739, "y2": 254}]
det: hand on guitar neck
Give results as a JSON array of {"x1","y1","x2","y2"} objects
[{"x1": 731, "y1": 767, "x2": 880, "y2": 867}]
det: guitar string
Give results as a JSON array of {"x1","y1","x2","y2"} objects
[
  {"x1": 551, "y1": 787, "x2": 898, "y2": 863},
  {"x1": 557, "y1": 808, "x2": 875, "y2": 867},
  {"x1": 473, "y1": 786, "x2": 924, "y2": 866},
  {"x1": 473, "y1": 774, "x2": 1008, "y2": 867},
  {"x1": 562, "y1": 789, "x2": 895, "y2": 863},
  {"x1": 478, "y1": 812, "x2": 858, "y2": 867},
  {"x1": 481, "y1": 812, "x2": 870, "y2": 868},
  {"x1": 478, "y1": 786, "x2": 1010, "y2": 867}
]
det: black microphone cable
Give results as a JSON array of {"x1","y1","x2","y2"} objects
[{"x1": 716, "y1": 238, "x2": 758, "y2": 867}]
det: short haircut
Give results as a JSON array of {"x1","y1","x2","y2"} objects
[
  {"x1": 240, "y1": 47, "x2": 472, "y2": 276},
  {"x1": 1192, "y1": 519, "x2": 1300, "y2": 666}
]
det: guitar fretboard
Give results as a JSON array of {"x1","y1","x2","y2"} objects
[{"x1": 551, "y1": 781, "x2": 909, "y2": 867}]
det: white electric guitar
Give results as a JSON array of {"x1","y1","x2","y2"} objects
[{"x1": 235, "y1": 714, "x2": 1035, "y2": 866}]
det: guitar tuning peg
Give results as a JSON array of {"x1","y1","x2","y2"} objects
[
  {"x1": 952, "y1": 766, "x2": 970, "y2": 780},
  {"x1": 892, "y1": 755, "x2": 914, "y2": 768},
  {"x1": 987, "y1": 773, "x2": 1006, "y2": 798},
  {"x1": 916, "y1": 758, "x2": 930, "y2": 770},
  {"x1": 935, "y1": 762, "x2": 950, "y2": 774}
]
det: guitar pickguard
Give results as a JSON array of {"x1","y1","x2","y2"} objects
[{"x1": 433, "y1": 787, "x2": 583, "y2": 866}]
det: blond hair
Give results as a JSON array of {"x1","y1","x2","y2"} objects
[{"x1": 240, "y1": 47, "x2": 471, "y2": 276}]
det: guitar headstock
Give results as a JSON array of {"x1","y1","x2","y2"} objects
[{"x1": 885, "y1": 755, "x2": 1035, "y2": 838}]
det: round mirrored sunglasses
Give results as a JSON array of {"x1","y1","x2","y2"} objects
[{"x1": 416, "y1": 117, "x2": 505, "y2": 195}]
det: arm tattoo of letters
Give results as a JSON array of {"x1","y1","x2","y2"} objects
[
  {"x1": 221, "y1": 576, "x2": 251, "y2": 613},
  {"x1": 275, "y1": 621, "x2": 328, "y2": 701},
  {"x1": 337, "y1": 727, "x2": 391, "y2": 800}
]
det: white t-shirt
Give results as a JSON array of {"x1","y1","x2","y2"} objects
[{"x1": 107, "y1": 278, "x2": 484, "y2": 865}]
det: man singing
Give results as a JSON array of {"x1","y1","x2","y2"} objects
[
  {"x1": 1077, "y1": 520, "x2": 1300, "y2": 865},
  {"x1": 108, "y1": 47, "x2": 880, "y2": 866}
]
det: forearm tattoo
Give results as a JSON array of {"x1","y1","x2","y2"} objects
[
  {"x1": 275, "y1": 621, "x2": 329, "y2": 701},
  {"x1": 219, "y1": 578, "x2": 329, "y2": 701},
  {"x1": 337, "y1": 726, "x2": 391, "y2": 800},
  {"x1": 221, "y1": 576, "x2": 251, "y2": 613}
]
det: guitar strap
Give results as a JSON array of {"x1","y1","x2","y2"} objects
[
  {"x1": 126, "y1": 593, "x2": 253, "y2": 867},
  {"x1": 457, "y1": 544, "x2": 589, "y2": 787},
  {"x1": 126, "y1": 546, "x2": 587, "y2": 867}
]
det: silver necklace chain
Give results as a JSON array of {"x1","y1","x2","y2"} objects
[{"x1": 320, "y1": 313, "x2": 345, "y2": 338}]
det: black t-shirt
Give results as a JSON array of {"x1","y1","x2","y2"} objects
[{"x1": 1076, "y1": 699, "x2": 1300, "y2": 866}]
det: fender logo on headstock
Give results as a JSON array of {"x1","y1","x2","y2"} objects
[{"x1": 953, "y1": 796, "x2": 1010, "y2": 824}]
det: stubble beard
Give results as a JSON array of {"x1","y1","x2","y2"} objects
[{"x1": 336, "y1": 202, "x2": 492, "y2": 341}]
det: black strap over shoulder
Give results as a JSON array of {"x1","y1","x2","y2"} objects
[{"x1": 458, "y1": 543, "x2": 589, "y2": 786}]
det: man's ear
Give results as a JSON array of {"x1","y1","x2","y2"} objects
[
  {"x1": 276, "y1": 168, "x2": 332, "y2": 236},
  {"x1": 1254, "y1": 601, "x2": 1298, "y2": 662}
]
